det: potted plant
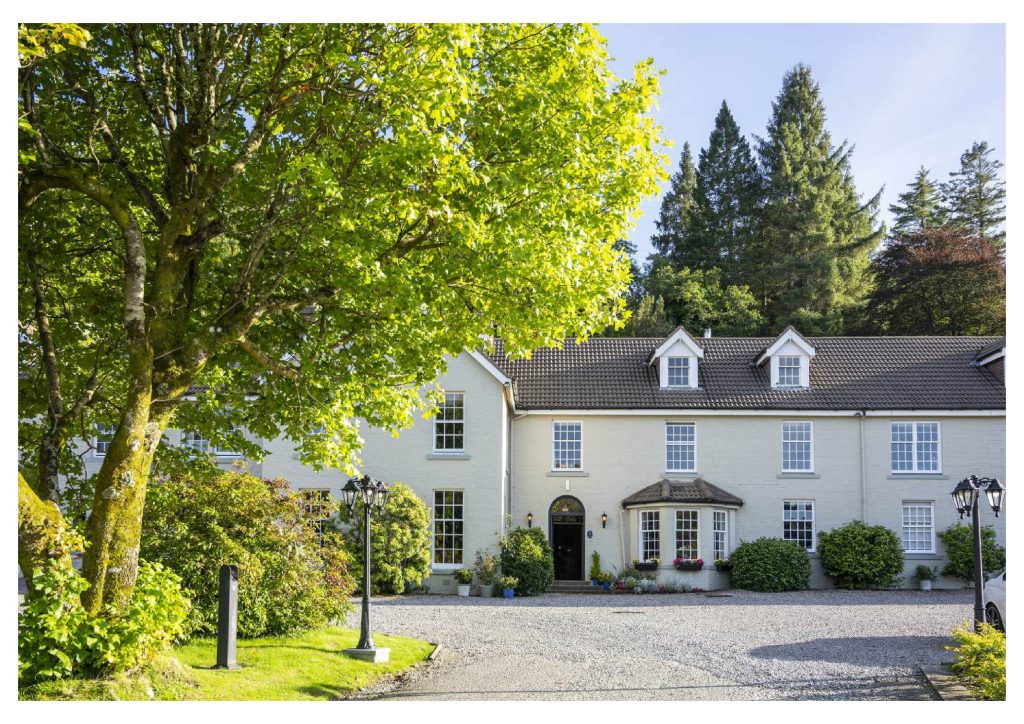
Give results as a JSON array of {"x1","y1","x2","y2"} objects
[
  {"x1": 454, "y1": 568, "x2": 474, "y2": 596},
  {"x1": 673, "y1": 557, "x2": 704, "y2": 571},
  {"x1": 598, "y1": 571, "x2": 614, "y2": 591},
  {"x1": 498, "y1": 575, "x2": 518, "y2": 599},
  {"x1": 474, "y1": 549, "x2": 499, "y2": 598},
  {"x1": 633, "y1": 557, "x2": 660, "y2": 572},
  {"x1": 914, "y1": 565, "x2": 937, "y2": 591},
  {"x1": 590, "y1": 551, "x2": 602, "y2": 586},
  {"x1": 714, "y1": 558, "x2": 732, "y2": 573}
]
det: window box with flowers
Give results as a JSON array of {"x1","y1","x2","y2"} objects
[
  {"x1": 632, "y1": 557, "x2": 660, "y2": 571},
  {"x1": 714, "y1": 558, "x2": 732, "y2": 573},
  {"x1": 674, "y1": 557, "x2": 704, "y2": 571}
]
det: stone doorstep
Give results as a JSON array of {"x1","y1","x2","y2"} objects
[{"x1": 920, "y1": 665, "x2": 976, "y2": 701}]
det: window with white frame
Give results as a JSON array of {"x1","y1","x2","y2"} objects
[
  {"x1": 300, "y1": 489, "x2": 332, "y2": 542},
  {"x1": 781, "y1": 421, "x2": 813, "y2": 472},
  {"x1": 675, "y1": 509, "x2": 699, "y2": 559},
  {"x1": 665, "y1": 422, "x2": 696, "y2": 472},
  {"x1": 902, "y1": 502, "x2": 935, "y2": 553},
  {"x1": 182, "y1": 428, "x2": 241, "y2": 457},
  {"x1": 639, "y1": 510, "x2": 660, "y2": 562},
  {"x1": 94, "y1": 423, "x2": 115, "y2": 457},
  {"x1": 783, "y1": 500, "x2": 815, "y2": 550},
  {"x1": 433, "y1": 393, "x2": 465, "y2": 452},
  {"x1": 713, "y1": 510, "x2": 728, "y2": 561},
  {"x1": 667, "y1": 357, "x2": 690, "y2": 387},
  {"x1": 777, "y1": 356, "x2": 802, "y2": 386},
  {"x1": 433, "y1": 490, "x2": 464, "y2": 565},
  {"x1": 890, "y1": 422, "x2": 940, "y2": 473},
  {"x1": 552, "y1": 421, "x2": 582, "y2": 470}
]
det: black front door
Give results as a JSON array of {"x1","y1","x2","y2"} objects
[{"x1": 549, "y1": 496, "x2": 585, "y2": 581}]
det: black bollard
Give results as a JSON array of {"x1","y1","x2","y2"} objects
[{"x1": 215, "y1": 564, "x2": 240, "y2": 669}]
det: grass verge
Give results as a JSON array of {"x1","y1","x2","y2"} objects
[{"x1": 21, "y1": 626, "x2": 435, "y2": 701}]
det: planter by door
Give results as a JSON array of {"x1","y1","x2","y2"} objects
[
  {"x1": 502, "y1": 587, "x2": 515, "y2": 599},
  {"x1": 457, "y1": 584, "x2": 471, "y2": 597},
  {"x1": 919, "y1": 580, "x2": 932, "y2": 592},
  {"x1": 479, "y1": 584, "x2": 494, "y2": 598}
]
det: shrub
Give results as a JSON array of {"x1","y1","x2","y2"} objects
[
  {"x1": 473, "y1": 550, "x2": 499, "y2": 586},
  {"x1": 730, "y1": 537, "x2": 811, "y2": 592},
  {"x1": 947, "y1": 623, "x2": 1006, "y2": 700},
  {"x1": 140, "y1": 470, "x2": 355, "y2": 638},
  {"x1": 937, "y1": 523, "x2": 1006, "y2": 582},
  {"x1": 817, "y1": 520, "x2": 904, "y2": 589},
  {"x1": 589, "y1": 551, "x2": 602, "y2": 580},
  {"x1": 335, "y1": 482, "x2": 432, "y2": 594},
  {"x1": 500, "y1": 526, "x2": 554, "y2": 596},
  {"x1": 496, "y1": 576, "x2": 518, "y2": 590},
  {"x1": 914, "y1": 565, "x2": 937, "y2": 582},
  {"x1": 19, "y1": 558, "x2": 189, "y2": 684},
  {"x1": 454, "y1": 568, "x2": 474, "y2": 584}
]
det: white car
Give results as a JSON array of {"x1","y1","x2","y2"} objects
[{"x1": 983, "y1": 570, "x2": 1005, "y2": 632}]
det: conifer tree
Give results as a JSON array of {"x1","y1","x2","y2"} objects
[
  {"x1": 942, "y1": 141, "x2": 1006, "y2": 248},
  {"x1": 650, "y1": 142, "x2": 697, "y2": 267},
  {"x1": 690, "y1": 101, "x2": 763, "y2": 285},
  {"x1": 890, "y1": 166, "x2": 943, "y2": 235},
  {"x1": 752, "y1": 63, "x2": 883, "y2": 334}
]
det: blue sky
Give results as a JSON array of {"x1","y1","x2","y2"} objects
[{"x1": 599, "y1": 24, "x2": 1006, "y2": 261}]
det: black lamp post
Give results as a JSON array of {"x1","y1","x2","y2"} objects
[
  {"x1": 341, "y1": 474, "x2": 391, "y2": 662},
  {"x1": 950, "y1": 475, "x2": 1004, "y2": 631}
]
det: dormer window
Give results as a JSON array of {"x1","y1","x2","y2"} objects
[
  {"x1": 777, "y1": 356, "x2": 801, "y2": 387},
  {"x1": 757, "y1": 326, "x2": 816, "y2": 389},
  {"x1": 667, "y1": 357, "x2": 690, "y2": 387},
  {"x1": 650, "y1": 327, "x2": 704, "y2": 390}
]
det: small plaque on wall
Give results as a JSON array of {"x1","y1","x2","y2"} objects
[{"x1": 586, "y1": 530, "x2": 593, "y2": 539}]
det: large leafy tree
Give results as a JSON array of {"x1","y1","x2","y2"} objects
[
  {"x1": 942, "y1": 141, "x2": 1006, "y2": 248},
  {"x1": 859, "y1": 229, "x2": 1005, "y2": 335},
  {"x1": 645, "y1": 260, "x2": 764, "y2": 336},
  {"x1": 889, "y1": 166, "x2": 944, "y2": 236},
  {"x1": 751, "y1": 64, "x2": 883, "y2": 334},
  {"x1": 18, "y1": 23, "x2": 666, "y2": 613},
  {"x1": 689, "y1": 101, "x2": 763, "y2": 285}
]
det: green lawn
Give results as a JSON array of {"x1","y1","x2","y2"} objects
[{"x1": 21, "y1": 626, "x2": 435, "y2": 701}]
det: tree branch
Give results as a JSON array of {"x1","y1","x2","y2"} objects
[{"x1": 236, "y1": 335, "x2": 300, "y2": 380}]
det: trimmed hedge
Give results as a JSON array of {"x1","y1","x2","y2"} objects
[
  {"x1": 817, "y1": 521, "x2": 904, "y2": 589},
  {"x1": 500, "y1": 527, "x2": 554, "y2": 596},
  {"x1": 948, "y1": 623, "x2": 1006, "y2": 700},
  {"x1": 730, "y1": 537, "x2": 810, "y2": 592},
  {"x1": 937, "y1": 523, "x2": 1006, "y2": 582}
]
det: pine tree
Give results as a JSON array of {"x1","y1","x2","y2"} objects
[
  {"x1": 752, "y1": 63, "x2": 883, "y2": 334},
  {"x1": 942, "y1": 141, "x2": 1006, "y2": 248},
  {"x1": 689, "y1": 101, "x2": 763, "y2": 285},
  {"x1": 890, "y1": 166, "x2": 943, "y2": 235},
  {"x1": 650, "y1": 142, "x2": 697, "y2": 267}
]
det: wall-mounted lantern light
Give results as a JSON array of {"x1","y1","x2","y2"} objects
[
  {"x1": 526, "y1": 511, "x2": 533, "y2": 528},
  {"x1": 601, "y1": 512, "x2": 608, "y2": 529}
]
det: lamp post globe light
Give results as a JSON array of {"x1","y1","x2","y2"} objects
[
  {"x1": 949, "y1": 475, "x2": 1004, "y2": 631},
  {"x1": 342, "y1": 474, "x2": 391, "y2": 663}
]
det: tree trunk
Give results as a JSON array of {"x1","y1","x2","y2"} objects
[{"x1": 18, "y1": 471, "x2": 72, "y2": 596}]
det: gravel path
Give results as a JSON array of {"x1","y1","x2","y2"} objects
[{"x1": 346, "y1": 589, "x2": 974, "y2": 701}]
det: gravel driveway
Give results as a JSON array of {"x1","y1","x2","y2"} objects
[{"x1": 346, "y1": 589, "x2": 974, "y2": 701}]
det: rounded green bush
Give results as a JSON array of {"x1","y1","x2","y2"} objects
[
  {"x1": 500, "y1": 527, "x2": 554, "y2": 596},
  {"x1": 817, "y1": 520, "x2": 905, "y2": 589},
  {"x1": 937, "y1": 523, "x2": 1006, "y2": 582},
  {"x1": 730, "y1": 537, "x2": 810, "y2": 592}
]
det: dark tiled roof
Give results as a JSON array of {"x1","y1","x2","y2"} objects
[
  {"x1": 621, "y1": 478, "x2": 744, "y2": 508},
  {"x1": 486, "y1": 336, "x2": 1005, "y2": 410},
  {"x1": 975, "y1": 338, "x2": 1006, "y2": 361}
]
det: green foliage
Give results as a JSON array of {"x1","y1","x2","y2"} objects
[
  {"x1": 942, "y1": 141, "x2": 1006, "y2": 247},
  {"x1": 817, "y1": 520, "x2": 905, "y2": 589},
  {"x1": 651, "y1": 142, "x2": 698, "y2": 265},
  {"x1": 889, "y1": 167, "x2": 944, "y2": 236},
  {"x1": 730, "y1": 537, "x2": 811, "y2": 592},
  {"x1": 937, "y1": 523, "x2": 1006, "y2": 582},
  {"x1": 335, "y1": 482, "x2": 432, "y2": 595},
  {"x1": 500, "y1": 527, "x2": 554, "y2": 596},
  {"x1": 858, "y1": 229, "x2": 1005, "y2": 336},
  {"x1": 140, "y1": 470, "x2": 355, "y2": 638},
  {"x1": 914, "y1": 565, "x2": 937, "y2": 582},
  {"x1": 454, "y1": 568, "x2": 474, "y2": 584},
  {"x1": 474, "y1": 549, "x2": 500, "y2": 586},
  {"x1": 947, "y1": 623, "x2": 1006, "y2": 700},
  {"x1": 645, "y1": 262, "x2": 764, "y2": 336},
  {"x1": 19, "y1": 560, "x2": 189, "y2": 684},
  {"x1": 590, "y1": 551, "x2": 602, "y2": 580},
  {"x1": 496, "y1": 576, "x2": 518, "y2": 591}
]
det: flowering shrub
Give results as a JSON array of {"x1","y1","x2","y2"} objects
[{"x1": 947, "y1": 623, "x2": 1005, "y2": 700}]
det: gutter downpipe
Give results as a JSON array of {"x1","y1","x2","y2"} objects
[
  {"x1": 505, "y1": 384, "x2": 526, "y2": 534},
  {"x1": 856, "y1": 410, "x2": 867, "y2": 519},
  {"x1": 619, "y1": 507, "x2": 627, "y2": 572}
]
